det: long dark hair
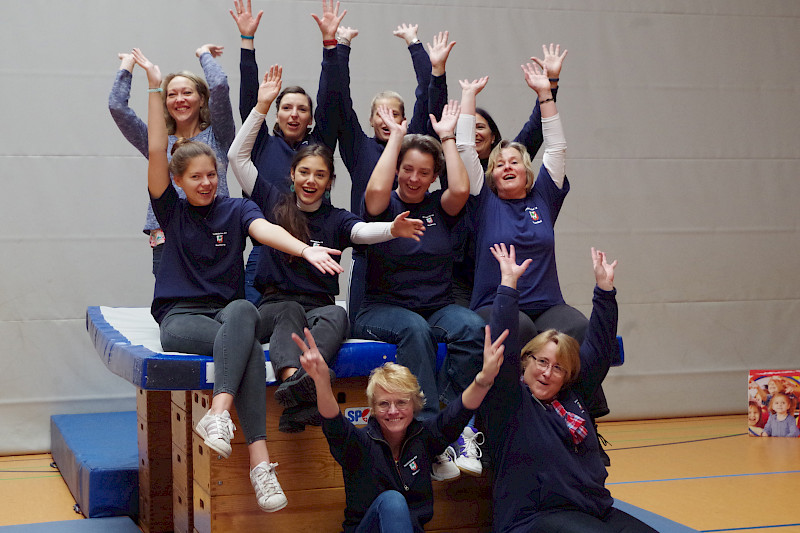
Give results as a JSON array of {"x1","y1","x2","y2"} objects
[
  {"x1": 272, "y1": 86, "x2": 314, "y2": 137},
  {"x1": 476, "y1": 107, "x2": 502, "y2": 155},
  {"x1": 273, "y1": 144, "x2": 335, "y2": 244}
]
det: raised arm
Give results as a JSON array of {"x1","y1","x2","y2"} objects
[
  {"x1": 109, "y1": 52, "x2": 149, "y2": 157},
  {"x1": 364, "y1": 106, "x2": 407, "y2": 216},
  {"x1": 424, "y1": 30, "x2": 455, "y2": 136},
  {"x1": 196, "y1": 43, "x2": 236, "y2": 150},
  {"x1": 522, "y1": 56, "x2": 567, "y2": 188},
  {"x1": 228, "y1": 65, "x2": 282, "y2": 196},
  {"x1": 432, "y1": 100, "x2": 469, "y2": 216},
  {"x1": 132, "y1": 49, "x2": 169, "y2": 198},
  {"x1": 456, "y1": 77, "x2": 489, "y2": 195},
  {"x1": 231, "y1": 0, "x2": 264, "y2": 121},
  {"x1": 293, "y1": 328, "x2": 341, "y2": 419}
]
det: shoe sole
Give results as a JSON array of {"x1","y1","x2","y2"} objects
[
  {"x1": 274, "y1": 370, "x2": 334, "y2": 408},
  {"x1": 259, "y1": 498, "x2": 288, "y2": 513},
  {"x1": 431, "y1": 471, "x2": 461, "y2": 482},
  {"x1": 278, "y1": 405, "x2": 322, "y2": 433},
  {"x1": 456, "y1": 464, "x2": 482, "y2": 476}
]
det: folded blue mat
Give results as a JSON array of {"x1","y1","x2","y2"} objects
[
  {"x1": 0, "y1": 517, "x2": 140, "y2": 532},
  {"x1": 614, "y1": 499, "x2": 699, "y2": 532},
  {"x1": 50, "y1": 412, "x2": 138, "y2": 519}
]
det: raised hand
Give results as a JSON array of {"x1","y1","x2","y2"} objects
[
  {"x1": 230, "y1": 0, "x2": 263, "y2": 37},
  {"x1": 312, "y1": 0, "x2": 347, "y2": 41},
  {"x1": 392, "y1": 23, "x2": 419, "y2": 46},
  {"x1": 458, "y1": 77, "x2": 489, "y2": 97},
  {"x1": 131, "y1": 48, "x2": 162, "y2": 88},
  {"x1": 427, "y1": 30, "x2": 456, "y2": 76},
  {"x1": 336, "y1": 25, "x2": 359, "y2": 44},
  {"x1": 377, "y1": 104, "x2": 407, "y2": 138},
  {"x1": 521, "y1": 61, "x2": 550, "y2": 96},
  {"x1": 531, "y1": 43, "x2": 567, "y2": 81},
  {"x1": 118, "y1": 52, "x2": 136, "y2": 72},
  {"x1": 430, "y1": 99, "x2": 461, "y2": 138},
  {"x1": 301, "y1": 246, "x2": 344, "y2": 275},
  {"x1": 256, "y1": 64, "x2": 283, "y2": 112},
  {"x1": 292, "y1": 328, "x2": 331, "y2": 383},
  {"x1": 390, "y1": 211, "x2": 425, "y2": 241},
  {"x1": 196, "y1": 44, "x2": 224, "y2": 58},
  {"x1": 479, "y1": 325, "x2": 509, "y2": 385},
  {"x1": 591, "y1": 247, "x2": 616, "y2": 291},
  {"x1": 490, "y1": 243, "x2": 531, "y2": 290}
]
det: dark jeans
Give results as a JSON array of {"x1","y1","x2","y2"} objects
[
  {"x1": 243, "y1": 245, "x2": 262, "y2": 305},
  {"x1": 257, "y1": 300, "x2": 349, "y2": 377},
  {"x1": 354, "y1": 303, "x2": 485, "y2": 419},
  {"x1": 354, "y1": 490, "x2": 414, "y2": 533},
  {"x1": 347, "y1": 252, "x2": 367, "y2": 330},
  {"x1": 160, "y1": 300, "x2": 267, "y2": 444},
  {"x1": 151, "y1": 243, "x2": 164, "y2": 277},
  {"x1": 528, "y1": 507, "x2": 658, "y2": 532}
]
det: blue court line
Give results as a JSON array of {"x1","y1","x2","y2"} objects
[
  {"x1": 608, "y1": 470, "x2": 800, "y2": 485},
  {"x1": 700, "y1": 523, "x2": 800, "y2": 532}
]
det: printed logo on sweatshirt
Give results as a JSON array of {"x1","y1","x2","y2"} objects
[
  {"x1": 212, "y1": 232, "x2": 228, "y2": 247},
  {"x1": 310, "y1": 239, "x2": 323, "y2": 247},
  {"x1": 421, "y1": 214, "x2": 437, "y2": 227},
  {"x1": 525, "y1": 207, "x2": 542, "y2": 225},
  {"x1": 404, "y1": 455, "x2": 420, "y2": 475}
]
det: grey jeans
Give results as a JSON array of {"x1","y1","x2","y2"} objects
[{"x1": 160, "y1": 299, "x2": 267, "y2": 444}]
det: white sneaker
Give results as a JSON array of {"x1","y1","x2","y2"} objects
[
  {"x1": 454, "y1": 427, "x2": 484, "y2": 476},
  {"x1": 195, "y1": 410, "x2": 235, "y2": 459},
  {"x1": 431, "y1": 446, "x2": 460, "y2": 481},
  {"x1": 250, "y1": 461, "x2": 288, "y2": 513}
]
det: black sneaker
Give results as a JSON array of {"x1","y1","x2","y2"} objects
[
  {"x1": 274, "y1": 368, "x2": 335, "y2": 408},
  {"x1": 278, "y1": 404, "x2": 322, "y2": 433}
]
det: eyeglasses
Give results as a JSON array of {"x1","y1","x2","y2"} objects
[
  {"x1": 375, "y1": 399, "x2": 412, "y2": 413},
  {"x1": 530, "y1": 356, "x2": 566, "y2": 378}
]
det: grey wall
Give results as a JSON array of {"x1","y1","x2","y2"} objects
[{"x1": 1, "y1": 0, "x2": 798, "y2": 454}]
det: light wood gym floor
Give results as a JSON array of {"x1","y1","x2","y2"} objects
[{"x1": 0, "y1": 414, "x2": 798, "y2": 532}]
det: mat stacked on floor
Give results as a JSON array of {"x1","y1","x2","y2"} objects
[{"x1": 50, "y1": 411, "x2": 139, "y2": 520}]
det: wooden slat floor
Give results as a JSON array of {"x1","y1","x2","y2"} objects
[{"x1": 0, "y1": 415, "x2": 798, "y2": 531}]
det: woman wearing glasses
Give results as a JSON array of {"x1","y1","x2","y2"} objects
[
  {"x1": 480, "y1": 244, "x2": 656, "y2": 532},
  {"x1": 290, "y1": 314, "x2": 507, "y2": 532}
]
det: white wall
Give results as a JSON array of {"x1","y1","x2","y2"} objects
[{"x1": 1, "y1": 0, "x2": 798, "y2": 454}]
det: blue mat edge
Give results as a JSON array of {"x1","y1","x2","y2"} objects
[{"x1": 614, "y1": 499, "x2": 699, "y2": 532}]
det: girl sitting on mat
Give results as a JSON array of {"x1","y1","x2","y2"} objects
[
  {"x1": 132, "y1": 48, "x2": 343, "y2": 514},
  {"x1": 228, "y1": 64, "x2": 425, "y2": 432},
  {"x1": 480, "y1": 243, "x2": 657, "y2": 532}
]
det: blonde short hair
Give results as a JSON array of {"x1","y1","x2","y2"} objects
[
  {"x1": 486, "y1": 141, "x2": 536, "y2": 195},
  {"x1": 366, "y1": 362, "x2": 425, "y2": 414},
  {"x1": 520, "y1": 329, "x2": 581, "y2": 385},
  {"x1": 369, "y1": 91, "x2": 405, "y2": 119}
]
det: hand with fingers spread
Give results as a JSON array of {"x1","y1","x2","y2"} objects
[
  {"x1": 489, "y1": 243, "x2": 532, "y2": 290},
  {"x1": 196, "y1": 44, "x2": 224, "y2": 58},
  {"x1": 430, "y1": 99, "x2": 460, "y2": 139},
  {"x1": 392, "y1": 23, "x2": 419, "y2": 46},
  {"x1": 377, "y1": 104, "x2": 408, "y2": 140},
  {"x1": 591, "y1": 247, "x2": 617, "y2": 291},
  {"x1": 530, "y1": 43, "x2": 568, "y2": 84},
  {"x1": 459, "y1": 77, "x2": 489, "y2": 116},
  {"x1": 390, "y1": 211, "x2": 426, "y2": 241},
  {"x1": 427, "y1": 30, "x2": 456, "y2": 76},
  {"x1": 301, "y1": 246, "x2": 344, "y2": 275},
  {"x1": 230, "y1": 0, "x2": 263, "y2": 39},
  {"x1": 255, "y1": 64, "x2": 282, "y2": 114},
  {"x1": 131, "y1": 48, "x2": 162, "y2": 89},
  {"x1": 521, "y1": 61, "x2": 551, "y2": 97},
  {"x1": 312, "y1": 0, "x2": 347, "y2": 42}
]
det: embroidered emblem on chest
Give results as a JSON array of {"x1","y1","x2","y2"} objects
[
  {"x1": 310, "y1": 239, "x2": 323, "y2": 247},
  {"x1": 525, "y1": 207, "x2": 542, "y2": 225},
  {"x1": 404, "y1": 455, "x2": 420, "y2": 476},
  {"x1": 212, "y1": 232, "x2": 228, "y2": 247},
  {"x1": 422, "y1": 214, "x2": 436, "y2": 227}
]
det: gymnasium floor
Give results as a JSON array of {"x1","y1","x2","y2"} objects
[{"x1": 0, "y1": 414, "x2": 798, "y2": 532}]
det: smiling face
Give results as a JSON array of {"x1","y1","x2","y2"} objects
[
  {"x1": 396, "y1": 148, "x2": 436, "y2": 204},
  {"x1": 475, "y1": 113, "x2": 496, "y2": 159},
  {"x1": 173, "y1": 155, "x2": 218, "y2": 206},
  {"x1": 291, "y1": 155, "x2": 331, "y2": 206},
  {"x1": 523, "y1": 341, "x2": 566, "y2": 401},
  {"x1": 276, "y1": 92, "x2": 313, "y2": 144},
  {"x1": 748, "y1": 403, "x2": 761, "y2": 425},
  {"x1": 165, "y1": 76, "x2": 204, "y2": 127},
  {"x1": 372, "y1": 386, "x2": 414, "y2": 441},
  {"x1": 370, "y1": 97, "x2": 404, "y2": 142},
  {"x1": 491, "y1": 146, "x2": 530, "y2": 200},
  {"x1": 771, "y1": 395, "x2": 790, "y2": 416}
]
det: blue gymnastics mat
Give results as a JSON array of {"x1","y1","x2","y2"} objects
[
  {"x1": 50, "y1": 412, "x2": 138, "y2": 519},
  {"x1": 0, "y1": 517, "x2": 140, "y2": 533},
  {"x1": 614, "y1": 499, "x2": 698, "y2": 532}
]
